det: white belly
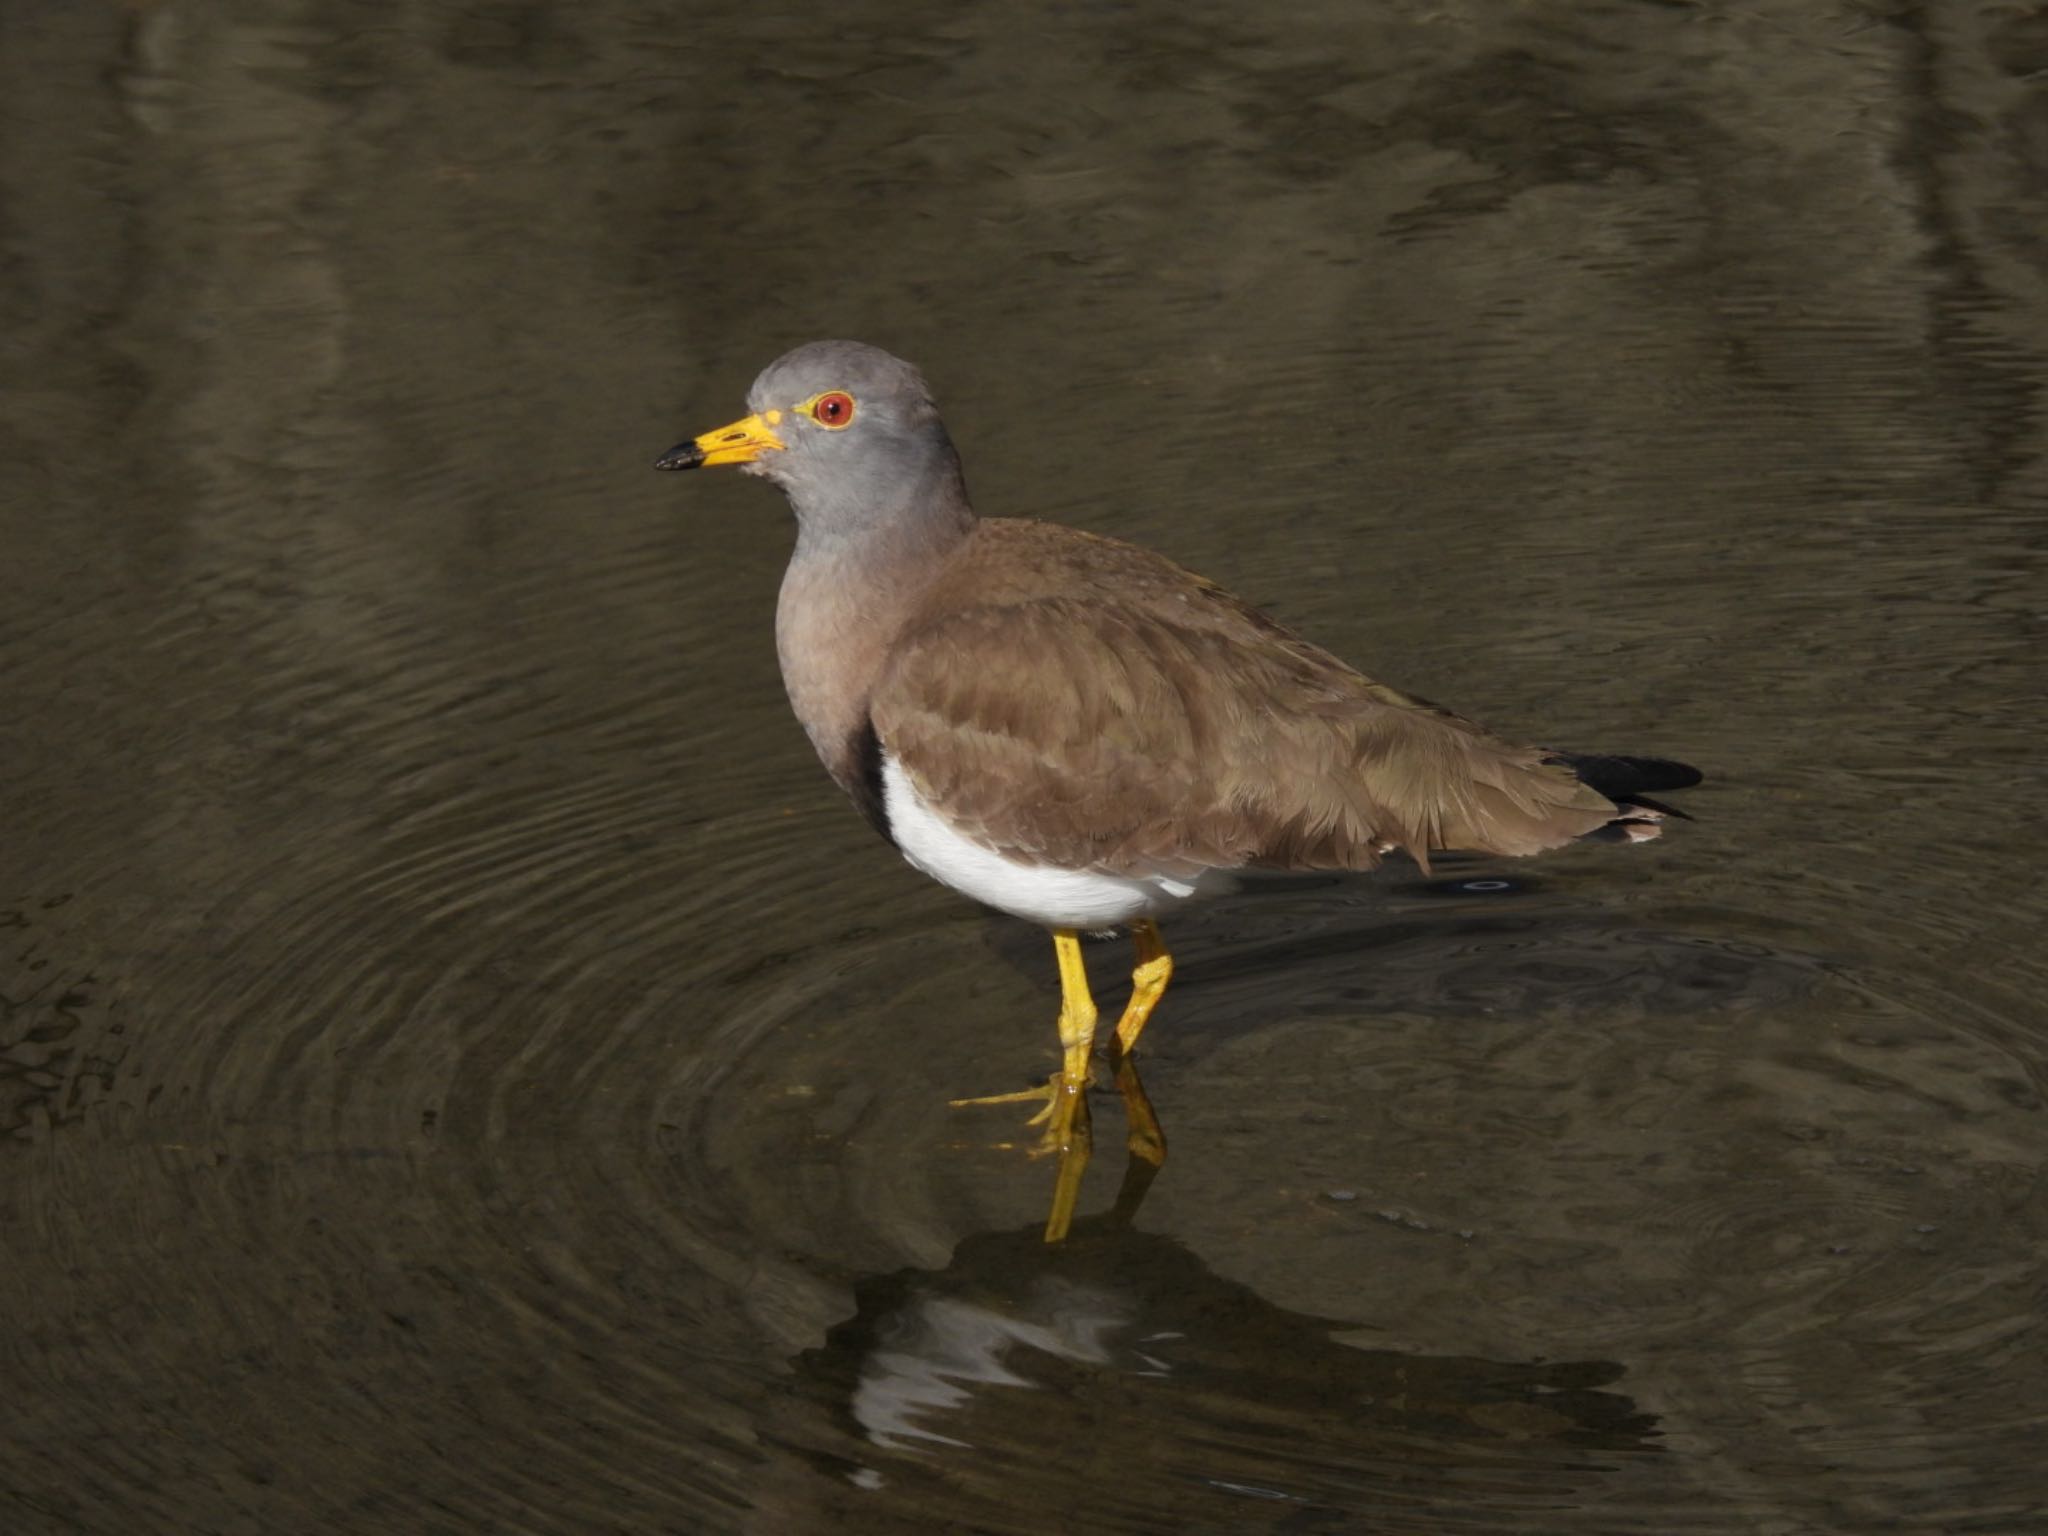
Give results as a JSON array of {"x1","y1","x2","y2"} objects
[{"x1": 881, "y1": 755, "x2": 1231, "y2": 929}]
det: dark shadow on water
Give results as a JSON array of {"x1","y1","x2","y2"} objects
[
  {"x1": 750, "y1": 1203, "x2": 1662, "y2": 1533},
  {"x1": 981, "y1": 872, "x2": 1824, "y2": 1060}
]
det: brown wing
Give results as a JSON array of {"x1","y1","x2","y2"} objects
[{"x1": 869, "y1": 589, "x2": 1620, "y2": 877}]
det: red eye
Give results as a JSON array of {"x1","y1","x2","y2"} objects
[{"x1": 812, "y1": 392, "x2": 855, "y2": 428}]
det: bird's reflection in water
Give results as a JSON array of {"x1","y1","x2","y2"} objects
[
  {"x1": 755, "y1": 1171, "x2": 1662, "y2": 1532},
  {"x1": 1036, "y1": 1054, "x2": 1165, "y2": 1243},
  {"x1": 982, "y1": 891, "x2": 1813, "y2": 1245}
]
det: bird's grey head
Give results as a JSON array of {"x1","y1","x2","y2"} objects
[{"x1": 657, "y1": 340, "x2": 971, "y2": 546}]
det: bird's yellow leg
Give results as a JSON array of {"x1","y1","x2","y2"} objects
[
  {"x1": 950, "y1": 930, "x2": 1097, "y2": 1125},
  {"x1": 1112, "y1": 919, "x2": 1173, "y2": 1057},
  {"x1": 948, "y1": 930, "x2": 1100, "y2": 1241},
  {"x1": 1040, "y1": 930, "x2": 1097, "y2": 1242}
]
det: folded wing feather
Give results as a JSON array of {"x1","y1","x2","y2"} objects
[{"x1": 870, "y1": 582, "x2": 1619, "y2": 878}]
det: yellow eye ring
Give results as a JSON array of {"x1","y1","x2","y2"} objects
[{"x1": 809, "y1": 391, "x2": 856, "y2": 429}]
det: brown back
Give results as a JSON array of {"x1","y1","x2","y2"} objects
[{"x1": 870, "y1": 520, "x2": 1619, "y2": 877}]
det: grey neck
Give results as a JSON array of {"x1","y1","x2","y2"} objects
[
  {"x1": 787, "y1": 429, "x2": 975, "y2": 566},
  {"x1": 774, "y1": 434, "x2": 976, "y2": 800}
]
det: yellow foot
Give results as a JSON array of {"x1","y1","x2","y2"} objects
[
  {"x1": 951, "y1": 1070, "x2": 1093, "y2": 1241},
  {"x1": 951, "y1": 1070, "x2": 1094, "y2": 1157},
  {"x1": 952, "y1": 928, "x2": 1106, "y2": 1244}
]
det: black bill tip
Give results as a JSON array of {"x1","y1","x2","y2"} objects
[{"x1": 654, "y1": 440, "x2": 705, "y2": 471}]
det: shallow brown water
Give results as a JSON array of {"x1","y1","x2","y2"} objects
[{"x1": 4, "y1": 2, "x2": 2046, "y2": 1532}]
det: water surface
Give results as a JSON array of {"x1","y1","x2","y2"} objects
[{"x1": 4, "y1": 2, "x2": 2045, "y2": 1531}]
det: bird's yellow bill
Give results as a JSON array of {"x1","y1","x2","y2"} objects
[{"x1": 654, "y1": 409, "x2": 785, "y2": 471}]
